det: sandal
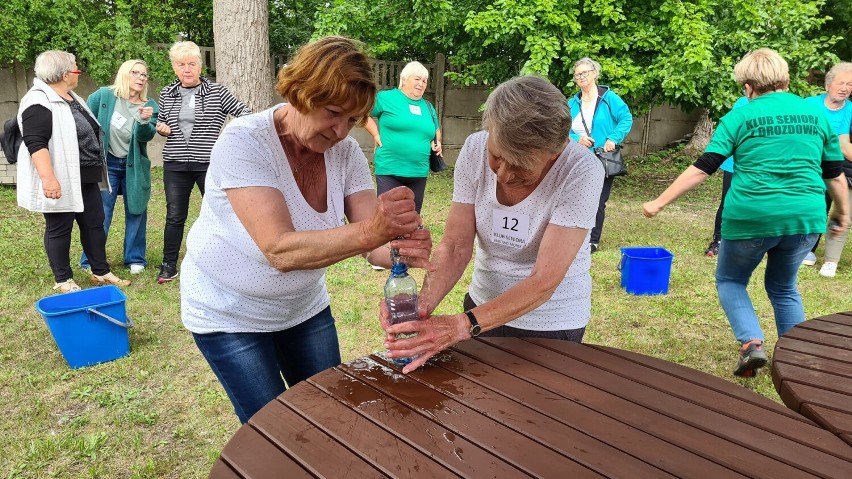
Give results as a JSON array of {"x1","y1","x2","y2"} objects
[
  {"x1": 90, "y1": 271, "x2": 131, "y2": 288},
  {"x1": 53, "y1": 278, "x2": 82, "y2": 293}
]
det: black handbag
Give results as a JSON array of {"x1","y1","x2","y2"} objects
[
  {"x1": 594, "y1": 146, "x2": 627, "y2": 177},
  {"x1": 429, "y1": 149, "x2": 447, "y2": 173},
  {"x1": 426, "y1": 102, "x2": 446, "y2": 172},
  {"x1": 578, "y1": 96, "x2": 627, "y2": 178}
]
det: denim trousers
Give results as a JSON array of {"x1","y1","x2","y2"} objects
[
  {"x1": 192, "y1": 306, "x2": 341, "y2": 424},
  {"x1": 81, "y1": 153, "x2": 147, "y2": 268},
  {"x1": 715, "y1": 234, "x2": 819, "y2": 344},
  {"x1": 162, "y1": 168, "x2": 207, "y2": 265}
]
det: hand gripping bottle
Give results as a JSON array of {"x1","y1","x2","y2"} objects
[{"x1": 384, "y1": 262, "x2": 419, "y2": 366}]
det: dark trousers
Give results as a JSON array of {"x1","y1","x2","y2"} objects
[
  {"x1": 590, "y1": 175, "x2": 614, "y2": 244},
  {"x1": 43, "y1": 182, "x2": 110, "y2": 281},
  {"x1": 375, "y1": 175, "x2": 428, "y2": 214},
  {"x1": 712, "y1": 171, "x2": 734, "y2": 242},
  {"x1": 463, "y1": 293, "x2": 585, "y2": 342},
  {"x1": 162, "y1": 169, "x2": 206, "y2": 266}
]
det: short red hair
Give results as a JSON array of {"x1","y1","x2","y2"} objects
[{"x1": 275, "y1": 36, "x2": 376, "y2": 126}]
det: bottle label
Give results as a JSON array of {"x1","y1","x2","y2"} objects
[{"x1": 387, "y1": 293, "x2": 418, "y2": 325}]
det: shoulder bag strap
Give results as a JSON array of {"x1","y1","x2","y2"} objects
[
  {"x1": 578, "y1": 93, "x2": 603, "y2": 137},
  {"x1": 426, "y1": 101, "x2": 438, "y2": 129}
]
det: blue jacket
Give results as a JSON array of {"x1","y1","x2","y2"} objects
[
  {"x1": 568, "y1": 86, "x2": 633, "y2": 149},
  {"x1": 88, "y1": 87, "x2": 159, "y2": 215}
]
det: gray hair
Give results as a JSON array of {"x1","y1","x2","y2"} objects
[
  {"x1": 398, "y1": 61, "x2": 429, "y2": 89},
  {"x1": 573, "y1": 57, "x2": 601, "y2": 77},
  {"x1": 825, "y1": 62, "x2": 852, "y2": 88},
  {"x1": 169, "y1": 41, "x2": 202, "y2": 64},
  {"x1": 34, "y1": 50, "x2": 77, "y2": 84},
  {"x1": 482, "y1": 76, "x2": 571, "y2": 170}
]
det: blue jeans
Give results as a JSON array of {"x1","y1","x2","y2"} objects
[
  {"x1": 192, "y1": 306, "x2": 341, "y2": 424},
  {"x1": 81, "y1": 153, "x2": 147, "y2": 268},
  {"x1": 715, "y1": 234, "x2": 818, "y2": 344}
]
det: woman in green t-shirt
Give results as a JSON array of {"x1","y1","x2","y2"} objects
[
  {"x1": 642, "y1": 48, "x2": 849, "y2": 379},
  {"x1": 365, "y1": 61, "x2": 442, "y2": 214}
]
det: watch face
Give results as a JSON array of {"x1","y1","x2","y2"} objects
[{"x1": 470, "y1": 324, "x2": 481, "y2": 337}]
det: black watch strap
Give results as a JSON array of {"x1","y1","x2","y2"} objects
[{"x1": 464, "y1": 310, "x2": 481, "y2": 337}]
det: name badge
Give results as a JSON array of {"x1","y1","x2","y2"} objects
[
  {"x1": 110, "y1": 111, "x2": 128, "y2": 129},
  {"x1": 491, "y1": 208, "x2": 530, "y2": 249},
  {"x1": 409, "y1": 104, "x2": 422, "y2": 116}
]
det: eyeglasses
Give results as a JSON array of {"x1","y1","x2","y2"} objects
[
  {"x1": 130, "y1": 70, "x2": 149, "y2": 80},
  {"x1": 573, "y1": 70, "x2": 594, "y2": 80}
]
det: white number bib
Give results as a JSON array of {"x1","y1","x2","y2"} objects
[
  {"x1": 491, "y1": 208, "x2": 530, "y2": 249},
  {"x1": 409, "y1": 104, "x2": 422, "y2": 116},
  {"x1": 110, "y1": 111, "x2": 128, "y2": 130}
]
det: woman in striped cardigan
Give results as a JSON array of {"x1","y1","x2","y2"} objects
[{"x1": 154, "y1": 41, "x2": 250, "y2": 284}]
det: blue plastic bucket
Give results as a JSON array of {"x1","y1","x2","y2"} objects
[
  {"x1": 619, "y1": 247, "x2": 674, "y2": 295},
  {"x1": 35, "y1": 285, "x2": 133, "y2": 368}
]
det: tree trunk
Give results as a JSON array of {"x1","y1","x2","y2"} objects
[
  {"x1": 683, "y1": 108, "x2": 715, "y2": 156},
  {"x1": 212, "y1": 0, "x2": 273, "y2": 111}
]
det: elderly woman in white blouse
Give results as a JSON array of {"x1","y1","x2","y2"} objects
[{"x1": 381, "y1": 75, "x2": 605, "y2": 373}]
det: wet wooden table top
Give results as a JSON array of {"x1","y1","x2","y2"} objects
[
  {"x1": 210, "y1": 338, "x2": 852, "y2": 478},
  {"x1": 772, "y1": 311, "x2": 852, "y2": 447}
]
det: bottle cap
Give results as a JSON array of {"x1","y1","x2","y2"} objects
[{"x1": 390, "y1": 263, "x2": 408, "y2": 275}]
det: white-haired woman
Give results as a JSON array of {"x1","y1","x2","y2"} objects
[
  {"x1": 802, "y1": 61, "x2": 852, "y2": 276},
  {"x1": 568, "y1": 57, "x2": 633, "y2": 253},
  {"x1": 16, "y1": 50, "x2": 130, "y2": 292},
  {"x1": 155, "y1": 41, "x2": 250, "y2": 284},
  {"x1": 364, "y1": 61, "x2": 442, "y2": 214},
  {"x1": 381, "y1": 76, "x2": 604, "y2": 374},
  {"x1": 643, "y1": 49, "x2": 849, "y2": 378},
  {"x1": 79, "y1": 59, "x2": 158, "y2": 275}
]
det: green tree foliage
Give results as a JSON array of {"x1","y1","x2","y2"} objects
[
  {"x1": 315, "y1": 0, "x2": 838, "y2": 118},
  {"x1": 821, "y1": 0, "x2": 852, "y2": 61},
  {"x1": 0, "y1": 0, "x2": 213, "y2": 84},
  {"x1": 314, "y1": 0, "x2": 474, "y2": 61},
  {"x1": 269, "y1": 0, "x2": 324, "y2": 60}
]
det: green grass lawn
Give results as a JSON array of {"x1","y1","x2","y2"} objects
[{"x1": 2, "y1": 153, "x2": 850, "y2": 478}]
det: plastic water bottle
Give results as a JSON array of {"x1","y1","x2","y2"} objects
[{"x1": 384, "y1": 262, "x2": 419, "y2": 366}]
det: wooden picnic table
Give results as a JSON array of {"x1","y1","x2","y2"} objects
[
  {"x1": 772, "y1": 311, "x2": 852, "y2": 447},
  {"x1": 210, "y1": 338, "x2": 852, "y2": 478}
]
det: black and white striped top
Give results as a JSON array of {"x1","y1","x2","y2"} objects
[{"x1": 157, "y1": 77, "x2": 250, "y2": 169}]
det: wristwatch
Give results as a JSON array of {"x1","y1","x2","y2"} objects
[{"x1": 464, "y1": 310, "x2": 481, "y2": 337}]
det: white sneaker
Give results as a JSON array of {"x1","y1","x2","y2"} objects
[
  {"x1": 801, "y1": 252, "x2": 817, "y2": 266},
  {"x1": 819, "y1": 262, "x2": 837, "y2": 278},
  {"x1": 129, "y1": 264, "x2": 145, "y2": 275}
]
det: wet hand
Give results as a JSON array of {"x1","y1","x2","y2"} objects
[
  {"x1": 369, "y1": 187, "x2": 421, "y2": 241},
  {"x1": 383, "y1": 313, "x2": 469, "y2": 374},
  {"x1": 390, "y1": 227, "x2": 434, "y2": 271}
]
